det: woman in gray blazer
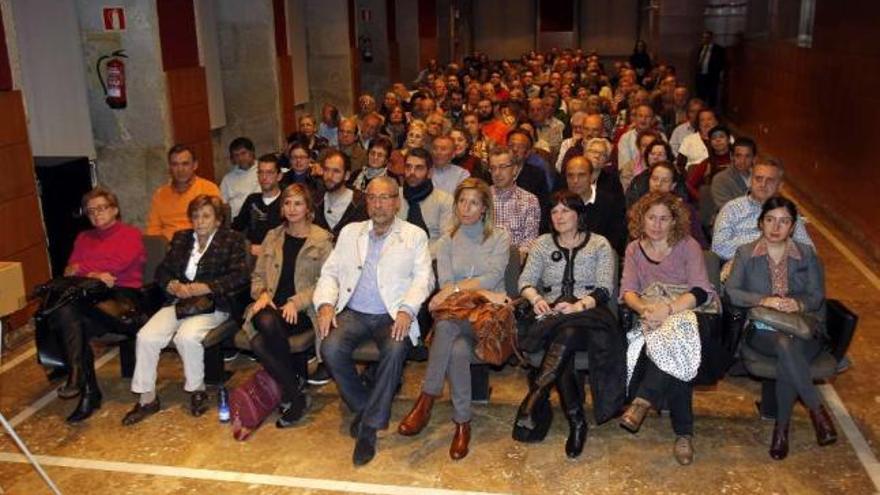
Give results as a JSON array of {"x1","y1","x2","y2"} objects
[{"x1": 726, "y1": 196, "x2": 837, "y2": 460}]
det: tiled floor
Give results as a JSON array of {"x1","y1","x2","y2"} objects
[{"x1": 1, "y1": 197, "x2": 878, "y2": 494}]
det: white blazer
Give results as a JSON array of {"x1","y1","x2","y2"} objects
[{"x1": 313, "y1": 217, "x2": 434, "y2": 344}]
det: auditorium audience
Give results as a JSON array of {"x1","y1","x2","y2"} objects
[
  {"x1": 352, "y1": 136, "x2": 393, "y2": 192},
  {"x1": 711, "y1": 136, "x2": 756, "y2": 211},
  {"x1": 488, "y1": 146, "x2": 540, "y2": 257},
  {"x1": 397, "y1": 148, "x2": 454, "y2": 258},
  {"x1": 313, "y1": 150, "x2": 369, "y2": 239}
]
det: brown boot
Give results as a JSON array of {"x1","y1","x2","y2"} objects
[
  {"x1": 450, "y1": 421, "x2": 471, "y2": 460},
  {"x1": 809, "y1": 405, "x2": 838, "y2": 446},
  {"x1": 619, "y1": 397, "x2": 651, "y2": 434},
  {"x1": 398, "y1": 392, "x2": 435, "y2": 436}
]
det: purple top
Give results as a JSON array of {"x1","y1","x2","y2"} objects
[
  {"x1": 620, "y1": 236, "x2": 715, "y2": 299},
  {"x1": 67, "y1": 221, "x2": 146, "y2": 288}
]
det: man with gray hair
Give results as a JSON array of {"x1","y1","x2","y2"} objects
[{"x1": 315, "y1": 175, "x2": 434, "y2": 466}]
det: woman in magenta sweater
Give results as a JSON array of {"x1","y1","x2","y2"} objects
[{"x1": 53, "y1": 187, "x2": 146, "y2": 423}]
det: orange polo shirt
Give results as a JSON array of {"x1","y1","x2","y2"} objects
[{"x1": 145, "y1": 176, "x2": 221, "y2": 240}]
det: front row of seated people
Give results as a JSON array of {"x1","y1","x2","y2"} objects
[{"x1": 53, "y1": 171, "x2": 836, "y2": 466}]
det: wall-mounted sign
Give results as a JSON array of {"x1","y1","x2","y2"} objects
[{"x1": 103, "y1": 7, "x2": 126, "y2": 31}]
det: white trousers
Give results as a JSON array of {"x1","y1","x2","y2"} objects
[{"x1": 130, "y1": 305, "x2": 229, "y2": 394}]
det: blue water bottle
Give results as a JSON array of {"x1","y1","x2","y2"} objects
[{"x1": 218, "y1": 386, "x2": 230, "y2": 423}]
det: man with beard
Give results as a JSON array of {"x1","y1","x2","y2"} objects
[
  {"x1": 314, "y1": 150, "x2": 368, "y2": 239},
  {"x1": 397, "y1": 148, "x2": 453, "y2": 258}
]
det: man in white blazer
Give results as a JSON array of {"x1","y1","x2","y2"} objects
[{"x1": 314, "y1": 176, "x2": 434, "y2": 466}]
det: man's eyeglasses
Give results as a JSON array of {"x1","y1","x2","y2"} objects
[{"x1": 488, "y1": 163, "x2": 516, "y2": 173}]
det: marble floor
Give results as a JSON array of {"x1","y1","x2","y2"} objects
[{"x1": 1, "y1": 196, "x2": 879, "y2": 494}]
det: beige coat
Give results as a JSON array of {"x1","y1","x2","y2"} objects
[{"x1": 243, "y1": 223, "x2": 333, "y2": 338}]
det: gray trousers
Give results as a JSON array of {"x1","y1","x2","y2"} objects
[
  {"x1": 422, "y1": 319, "x2": 476, "y2": 423},
  {"x1": 748, "y1": 328, "x2": 823, "y2": 423}
]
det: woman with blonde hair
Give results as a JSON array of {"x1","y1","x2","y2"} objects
[
  {"x1": 246, "y1": 184, "x2": 333, "y2": 427},
  {"x1": 398, "y1": 178, "x2": 510, "y2": 460}
]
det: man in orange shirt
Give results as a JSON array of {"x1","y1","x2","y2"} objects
[{"x1": 145, "y1": 144, "x2": 221, "y2": 240}]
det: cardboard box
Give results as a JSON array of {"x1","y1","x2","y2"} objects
[{"x1": 0, "y1": 261, "x2": 27, "y2": 317}]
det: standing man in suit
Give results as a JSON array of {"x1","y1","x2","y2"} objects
[{"x1": 694, "y1": 30, "x2": 725, "y2": 108}]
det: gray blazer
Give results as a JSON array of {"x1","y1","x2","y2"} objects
[
  {"x1": 397, "y1": 187, "x2": 454, "y2": 258},
  {"x1": 725, "y1": 239, "x2": 826, "y2": 336}
]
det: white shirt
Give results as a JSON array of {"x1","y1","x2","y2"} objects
[
  {"x1": 184, "y1": 230, "x2": 217, "y2": 281},
  {"x1": 669, "y1": 122, "x2": 697, "y2": 156},
  {"x1": 220, "y1": 164, "x2": 260, "y2": 218},
  {"x1": 555, "y1": 136, "x2": 578, "y2": 172},
  {"x1": 431, "y1": 163, "x2": 470, "y2": 195},
  {"x1": 678, "y1": 132, "x2": 709, "y2": 169},
  {"x1": 324, "y1": 188, "x2": 354, "y2": 229}
]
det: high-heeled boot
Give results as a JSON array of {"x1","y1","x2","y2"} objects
[
  {"x1": 56, "y1": 313, "x2": 84, "y2": 399},
  {"x1": 769, "y1": 422, "x2": 789, "y2": 460},
  {"x1": 516, "y1": 342, "x2": 568, "y2": 430},
  {"x1": 809, "y1": 405, "x2": 837, "y2": 446},
  {"x1": 557, "y1": 359, "x2": 588, "y2": 458},
  {"x1": 66, "y1": 343, "x2": 101, "y2": 423}
]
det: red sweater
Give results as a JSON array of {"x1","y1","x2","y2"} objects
[{"x1": 67, "y1": 221, "x2": 146, "y2": 288}]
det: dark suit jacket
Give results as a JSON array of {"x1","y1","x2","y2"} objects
[
  {"x1": 314, "y1": 189, "x2": 369, "y2": 241},
  {"x1": 585, "y1": 172, "x2": 627, "y2": 256},
  {"x1": 694, "y1": 43, "x2": 725, "y2": 80},
  {"x1": 155, "y1": 227, "x2": 250, "y2": 312}
]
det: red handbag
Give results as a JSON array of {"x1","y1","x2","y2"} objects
[{"x1": 230, "y1": 368, "x2": 283, "y2": 441}]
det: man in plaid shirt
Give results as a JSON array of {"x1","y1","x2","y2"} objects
[{"x1": 488, "y1": 146, "x2": 540, "y2": 258}]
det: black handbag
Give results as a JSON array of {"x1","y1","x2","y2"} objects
[
  {"x1": 33, "y1": 276, "x2": 111, "y2": 370},
  {"x1": 174, "y1": 295, "x2": 215, "y2": 319}
]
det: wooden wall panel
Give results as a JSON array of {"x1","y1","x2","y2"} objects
[
  {"x1": 0, "y1": 91, "x2": 28, "y2": 145},
  {"x1": 0, "y1": 142, "x2": 35, "y2": 202},
  {"x1": 724, "y1": 0, "x2": 880, "y2": 261},
  {"x1": 0, "y1": 7, "x2": 11, "y2": 91},
  {"x1": 277, "y1": 55, "x2": 296, "y2": 137},
  {"x1": 165, "y1": 67, "x2": 213, "y2": 181},
  {"x1": 156, "y1": 0, "x2": 200, "y2": 70},
  {"x1": 0, "y1": 194, "x2": 45, "y2": 257}
]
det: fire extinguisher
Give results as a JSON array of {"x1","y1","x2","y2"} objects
[{"x1": 97, "y1": 50, "x2": 128, "y2": 109}]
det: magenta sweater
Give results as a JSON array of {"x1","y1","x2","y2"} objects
[{"x1": 67, "y1": 221, "x2": 146, "y2": 288}]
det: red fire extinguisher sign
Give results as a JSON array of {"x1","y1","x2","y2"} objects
[{"x1": 103, "y1": 7, "x2": 126, "y2": 31}]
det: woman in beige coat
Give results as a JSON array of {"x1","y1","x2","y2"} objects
[{"x1": 245, "y1": 184, "x2": 333, "y2": 427}]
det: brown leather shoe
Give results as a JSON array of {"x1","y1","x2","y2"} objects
[
  {"x1": 809, "y1": 405, "x2": 838, "y2": 446},
  {"x1": 121, "y1": 398, "x2": 161, "y2": 426},
  {"x1": 673, "y1": 435, "x2": 695, "y2": 465},
  {"x1": 450, "y1": 421, "x2": 471, "y2": 460},
  {"x1": 769, "y1": 422, "x2": 789, "y2": 460},
  {"x1": 398, "y1": 392, "x2": 435, "y2": 436},
  {"x1": 619, "y1": 397, "x2": 651, "y2": 434}
]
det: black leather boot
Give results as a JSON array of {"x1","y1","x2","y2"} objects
[
  {"x1": 66, "y1": 344, "x2": 101, "y2": 423},
  {"x1": 557, "y1": 359, "x2": 588, "y2": 458},
  {"x1": 769, "y1": 422, "x2": 789, "y2": 460},
  {"x1": 56, "y1": 311, "x2": 84, "y2": 399},
  {"x1": 516, "y1": 342, "x2": 568, "y2": 430}
]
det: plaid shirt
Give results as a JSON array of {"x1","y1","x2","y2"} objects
[
  {"x1": 492, "y1": 186, "x2": 540, "y2": 249},
  {"x1": 155, "y1": 227, "x2": 250, "y2": 312},
  {"x1": 712, "y1": 194, "x2": 813, "y2": 260}
]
